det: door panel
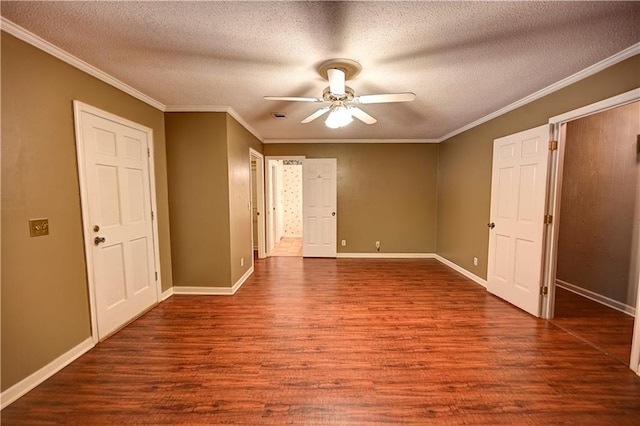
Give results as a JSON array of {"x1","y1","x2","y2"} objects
[
  {"x1": 487, "y1": 124, "x2": 550, "y2": 317},
  {"x1": 78, "y1": 109, "x2": 158, "y2": 339},
  {"x1": 303, "y1": 159, "x2": 337, "y2": 257}
]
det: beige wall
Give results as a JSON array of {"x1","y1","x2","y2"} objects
[
  {"x1": 557, "y1": 101, "x2": 639, "y2": 306},
  {"x1": 437, "y1": 55, "x2": 640, "y2": 279},
  {"x1": 165, "y1": 112, "x2": 232, "y2": 287},
  {"x1": 226, "y1": 115, "x2": 263, "y2": 283},
  {"x1": 1, "y1": 32, "x2": 173, "y2": 391},
  {"x1": 263, "y1": 143, "x2": 439, "y2": 253}
]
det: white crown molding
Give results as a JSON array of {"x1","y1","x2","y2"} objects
[
  {"x1": 0, "y1": 17, "x2": 165, "y2": 111},
  {"x1": 164, "y1": 105, "x2": 263, "y2": 142},
  {"x1": 226, "y1": 107, "x2": 264, "y2": 143},
  {"x1": 164, "y1": 105, "x2": 229, "y2": 113},
  {"x1": 263, "y1": 138, "x2": 439, "y2": 144},
  {"x1": 549, "y1": 87, "x2": 640, "y2": 124},
  {"x1": 3, "y1": 17, "x2": 638, "y2": 146},
  {"x1": 438, "y1": 42, "x2": 640, "y2": 143}
]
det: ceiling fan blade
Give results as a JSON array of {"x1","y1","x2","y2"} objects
[
  {"x1": 350, "y1": 107, "x2": 377, "y2": 124},
  {"x1": 264, "y1": 96, "x2": 322, "y2": 102},
  {"x1": 301, "y1": 107, "x2": 330, "y2": 123},
  {"x1": 355, "y1": 92, "x2": 416, "y2": 104},
  {"x1": 327, "y1": 68, "x2": 346, "y2": 96}
]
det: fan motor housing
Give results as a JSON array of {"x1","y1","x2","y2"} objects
[{"x1": 322, "y1": 86, "x2": 355, "y2": 102}]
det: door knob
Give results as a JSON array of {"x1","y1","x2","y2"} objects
[
  {"x1": 487, "y1": 222, "x2": 495, "y2": 229},
  {"x1": 94, "y1": 236, "x2": 106, "y2": 245},
  {"x1": 332, "y1": 212, "x2": 336, "y2": 216}
]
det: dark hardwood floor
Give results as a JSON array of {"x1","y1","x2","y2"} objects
[
  {"x1": 3, "y1": 258, "x2": 640, "y2": 424},
  {"x1": 552, "y1": 286, "x2": 635, "y2": 365}
]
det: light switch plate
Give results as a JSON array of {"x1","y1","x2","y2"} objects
[{"x1": 29, "y1": 218, "x2": 49, "y2": 237}]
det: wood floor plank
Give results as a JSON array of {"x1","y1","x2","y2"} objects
[{"x1": 2, "y1": 258, "x2": 639, "y2": 424}]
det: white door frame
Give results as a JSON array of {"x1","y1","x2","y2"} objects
[
  {"x1": 73, "y1": 101, "x2": 162, "y2": 343},
  {"x1": 545, "y1": 88, "x2": 640, "y2": 374},
  {"x1": 250, "y1": 149, "x2": 266, "y2": 259},
  {"x1": 265, "y1": 156, "x2": 305, "y2": 256}
]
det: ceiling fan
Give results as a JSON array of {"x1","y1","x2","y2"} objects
[{"x1": 264, "y1": 59, "x2": 416, "y2": 129}]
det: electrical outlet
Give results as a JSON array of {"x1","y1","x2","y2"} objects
[
  {"x1": 375, "y1": 241, "x2": 380, "y2": 251},
  {"x1": 341, "y1": 240, "x2": 347, "y2": 247},
  {"x1": 473, "y1": 257, "x2": 478, "y2": 266},
  {"x1": 29, "y1": 218, "x2": 49, "y2": 237},
  {"x1": 241, "y1": 258, "x2": 244, "y2": 267}
]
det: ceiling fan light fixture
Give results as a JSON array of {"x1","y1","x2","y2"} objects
[{"x1": 325, "y1": 105, "x2": 353, "y2": 129}]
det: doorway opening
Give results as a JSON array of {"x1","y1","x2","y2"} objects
[
  {"x1": 250, "y1": 149, "x2": 266, "y2": 260},
  {"x1": 545, "y1": 89, "x2": 640, "y2": 374},
  {"x1": 550, "y1": 100, "x2": 639, "y2": 365},
  {"x1": 266, "y1": 157, "x2": 304, "y2": 257}
]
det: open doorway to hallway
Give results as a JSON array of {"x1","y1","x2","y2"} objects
[{"x1": 266, "y1": 158, "x2": 303, "y2": 257}]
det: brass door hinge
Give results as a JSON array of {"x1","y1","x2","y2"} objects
[
  {"x1": 544, "y1": 214, "x2": 553, "y2": 225},
  {"x1": 548, "y1": 140, "x2": 558, "y2": 151},
  {"x1": 540, "y1": 286, "x2": 548, "y2": 296}
]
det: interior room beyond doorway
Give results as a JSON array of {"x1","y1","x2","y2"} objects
[
  {"x1": 552, "y1": 100, "x2": 639, "y2": 365},
  {"x1": 267, "y1": 158, "x2": 303, "y2": 257}
]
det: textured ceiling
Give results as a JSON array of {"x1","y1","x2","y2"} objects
[{"x1": 2, "y1": 1, "x2": 639, "y2": 141}]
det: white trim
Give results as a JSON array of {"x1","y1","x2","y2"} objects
[
  {"x1": 173, "y1": 266, "x2": 254, "y2": 296},
  {"x1": 73, "y1": 101, "x2": 163, "y2": 342},
  {"x1": 334, "y1": 253, "x2": 487, "y2": 287},
  {"x1": 227, "y1": 107, "x2": 263, "y2": 143},
  {"x1": 263, "y1": 138, "x2": 438, "y2": 144},
  {"x1": 161, "y1": 287, "x2": 174, "y2": 301},
  {"x1": 556, "y1": 279, "x2": 635, "y2": 317},
  {"x1": 336, "y1": 252, "x2": 436, "y2": 259},
  {"x1": 0, "y1": 18, "x2": 165, "y2": 111},
  {"x1": 433, "y1": 255, "x2": 488, "y2": 288},
  {"x1": 250, "y1": 149, "x2": 267, "y2": 259},
  {"x1": 549, "y1": 88, "x2": 640, "y2": 125},
  {"x1": 439, "y1": 43, "x2": 640, "y2": 142},
  {"x1": 5, "y1": 17, "x2": 638, "y2": 146},
  {"x1": 1, "y1": 337, "x2": 94, "y2": 409},
  {"x1": 164, "y1": 105, "x2": 229, "y2": 112},
  {"x1": 164, "y1": 105, "x2": 263, "y2": 143}
]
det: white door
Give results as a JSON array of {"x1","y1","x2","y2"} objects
[
  {"x1": 303, "y1": 159, "x2": 337, "y2": 257},
  {"x1": 75, "y1": 103, "x2": 159, "y2": 339},
  {"x1": 487, "y1": 124, "x2": 551, "y2": 317}
]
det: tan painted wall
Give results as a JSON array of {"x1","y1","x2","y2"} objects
[
  {"x1": 1, "y1": 32, "x2": 173, "y2": 391},
  {"x1": 557, "y1": 101, "x2": 639, "y2": 305},
  {"x1": 437, "y1": 55, "x2": 640, "y2": 279},
  {"x1": 165, "y1": 112, "x2": 232, "y2": 287},
  {"x1": 226, "y1": 115, "x2": 263, "y2": 284},
  {"x1": 263, "y1": 143, "x2": 439, "y2": 253}
]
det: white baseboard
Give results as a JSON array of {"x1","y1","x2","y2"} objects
[
  {"x1": 161, "y1": 287, "x2": 174, "y2": 301},
  {"x1": 334, "y1": 252, "x2": 487, "y2": 288},
  {"x1": 1, "y1": 337, "x2": 94, "y2": 409},
  {"x1": 336, "y1": 252, "x2": 436, "y2": 259},
  {"x1": 173, "y1": 266, "x2": 254, "y2": 296},
  {"x1": 433, "y1": 254, "x2": 488, "y2": 288},
  {"x1": 556, "y1": 279, "x2": 636, "y2": 317}
]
